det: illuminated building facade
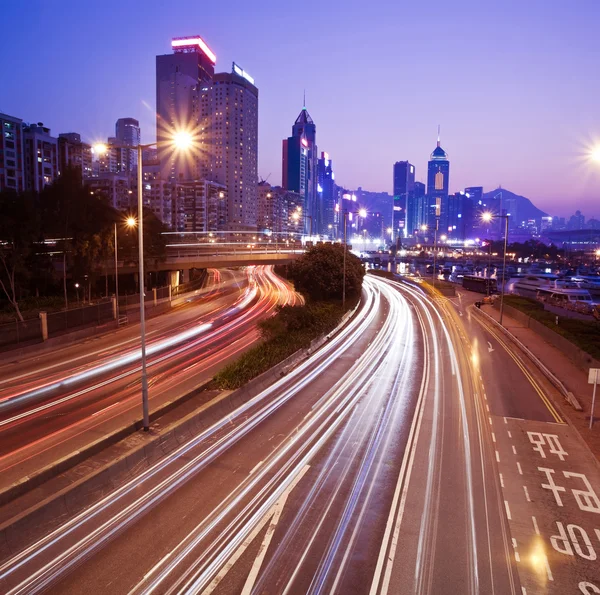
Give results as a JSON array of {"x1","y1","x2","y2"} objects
[
  {"x1": 197, "y1": 64, "x2": 258, "y2": 231},
  {"x1": 23, "y1": 123, "x2": 58, "y2": 192},
  {"x1": 0, "y1": 113, "x2": 25, "y2": 192},
  {"x1": 392, "y1": 160, "x2": 415, "y2": 240},
  {"x1": 156, "y1": 36, "x2": 215, "y2": 181},
  {"x1": 282, "y1": 107, "x2": 318, "y2": 235},
  {"x1": 317, "y1": 151, "x2": 336, "y2": 236},
  {"x1": 426, "y1": 131, "x2": 450, "y2": 228}
]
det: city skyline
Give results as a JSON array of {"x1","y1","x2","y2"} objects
[{"x1": 1, "y1": 0, "x2": 599, "y2": 218}]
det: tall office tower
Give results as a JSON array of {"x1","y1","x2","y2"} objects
[
  {"x1": 115, "y1": 118, "x2": 140, "y2": 146},
  {"x1": 392, "y1": 161, "x2": 415, "y2": 240},
  {"x1": 464, "y1": 186, "x2": 483, "y2": 206},
  {"x1": 282, "y1": 105, "x2": 318, "y2": 235},
  {"x1": 426, "y1": 129, "x2": 450, "y2": 228},
  {"x1": 58, "y1": 133, "x2": 93, "y2": 179},
  {"x1": 23, "y1": 123, "x2": 59, "y2": 192},
  {"x1": 0, "y1": 113, "x2": 25, "y2": 192},
  {"x1": 197, "y1": 63, "x2": 258, "y2": 231},
  {"x1": 317, "y1": 151, "x2": 336, "y2": 236},
  {"x1": 114, "y1": 117, "x2": 140, "y2": 173},
  {"x1": 156, "y1": 36, "x2": 216, "y2": 181},
  {"x1": 406, "y1": 181, "x2": 427, "y2": 235}
]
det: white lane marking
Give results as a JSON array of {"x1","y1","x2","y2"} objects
[
  {"x1": 489, "y1": 416, "x2": 493, "y2": 425},
  {"x1": 91, "y1": 401, "x2": 121, "y2": 417},
  {"x1": 249, "y1": 460, "x2": 263, "y2": 475},
  {"x1": 522, "y1": 588, "x2": 527, "y2": 595},
  {"x1": 532, "y1": 516, "x2": 540, "y2": 535},
  {"x1": 544, "y1": 557, "x2": 554, "y2": 581},
  {"x1": 487, "y1": 341, "x2": 494, "y2": 353},
  {"x1": 507, "y1": 431, "x2": 512, "y2": 438},
  {"x1": 500, "y1": 473, "x2": 504, "y2": 488},
  {"x1": 512, "y1": 538, "x2": 520, "y2": 562},
  {"x1": 201, "y1": 465, "x2": 310, "y2": 595},
  {"x1": 517, "y1": 462, "x2": 523, "y2": 475},
  {"x1": 492, "y1": 432, "x2": 496, "y2": 443},
  {"x1": 369, "y1": 309, "x2": 430, "y2": 595},
  {"x1": 483, "y1": 392, "x2": 487, "y2": 401},
  {"x1": 486, "y1": 403, "x2": 490, "y2": 413},
  {"x1": 505, "y1": 500, "x2": 512, "y2": 520},
  {"x1": 523, "y1": 486, "x2": 531, "y2": 502},
  {"x1": 240, "y1": 466, "x2": 310, "y2": 595},
  {"x1": 504, "y1": 417, "x2": 508, "y2": 424},
  {"x1": 495, "y1": 450, "x2": 500, "y2": 462},
  {"x1": 512, "y1": 445, "x2": 517, "y2": 455}
]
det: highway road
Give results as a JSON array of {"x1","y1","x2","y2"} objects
[
  {"x1": 1, "y1": 275, "x2": 599, "y2": 594},
  {"x1": 0, "y1": 266, "x2": 299, "y2": 496}
]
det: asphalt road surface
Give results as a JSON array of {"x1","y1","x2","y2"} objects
[
  {"x1": 0, "y1": 266, "x2": 298, "y2": 493},
  {"x1": 1, "y1": 276, "x2": 599, "y2": 594}
]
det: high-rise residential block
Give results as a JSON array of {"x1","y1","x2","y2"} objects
[
  {"x1": 0, "y1": 113, "x2": 25, "y2": 192},
  {"x1": 23, "y1": 123, "x2": 58, "y2": 192},
  {"x1": 197, "y1": 64, "x2": 259, "y2": 231},
  {"x1": 156, "y1": 36, "x2": 215, "y2": 182},
  {"x1": 58, "y1": 133, "x2": 93, "y2": 179}
]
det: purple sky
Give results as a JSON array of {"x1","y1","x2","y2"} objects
[{"x1": 1, "y1": 0, "x2": 599, "y2": 218}]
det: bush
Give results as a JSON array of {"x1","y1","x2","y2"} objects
[
  {"x1": 288, "y1": 243, "x2": 364, "y2": 302},
  {"x1": 213, "y1": 301, "x2": 347, "y2": 389}
]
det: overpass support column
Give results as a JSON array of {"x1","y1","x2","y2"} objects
[
  {"x1": 181, "y1": 268, "x2": 190, "y2": 284},
  {"x1": 168, "y1": 270, "x2": 179, "y2": 288}
]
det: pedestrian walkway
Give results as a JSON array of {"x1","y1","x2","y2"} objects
[{"x1": 481, "y1": 304, "x2": 600, "y2": 462}]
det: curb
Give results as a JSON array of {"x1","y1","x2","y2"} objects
[{"x1": 472, "y1": 305, "x2": 583, "y2": 411}]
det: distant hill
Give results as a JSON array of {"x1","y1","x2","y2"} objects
[{"x1": 482, "y1": 188, "x2": 548, "y2": 225}]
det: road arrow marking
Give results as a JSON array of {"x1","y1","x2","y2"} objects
[{"x1": 488, "y1": 341, "x2": 494, "y2": 353}]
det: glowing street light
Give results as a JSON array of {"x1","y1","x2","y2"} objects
[
  {"x1": 591, "y1": 146, "x2": 600, "y2": 163},
  {"x1": 126, "y1": 216, "x2": 137, "y2": 228},
  {"x1": 420, "y1": 224, "x2": 428, "y2": 231},
  {"x1": 358, "y1": 208, "x2": 367, "y2": 218},
  {"x1": 481, "y1": 211, "x2": 510, "y2": 325},
  {"x1": 173, "y1": 130, "x2": 194, "y2": 150}
]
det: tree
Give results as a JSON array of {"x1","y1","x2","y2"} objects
[
  {"x1": 288, "y1": 243, "x2": 364, "y2": 302},
  {"x1": 0, "y1": 190, "x2": 41, "y2": 320}
]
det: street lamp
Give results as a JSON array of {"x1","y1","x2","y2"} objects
[
  {"x1": 114, "y1": 216, "x2": 137, "y2": 323},
  {"x1": 74, "y1": 283, "x2": 80, "y2": 306},
  {"x1": 482, "y1": 211, "x2": 510, "y2": 325},
  {"x1": 95, "y1": 132, "x2": 193, "y2": 431}
]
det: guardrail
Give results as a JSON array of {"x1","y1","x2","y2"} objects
[{"x1": 472, "y1": 305, "x2": 583, "y2": 411}]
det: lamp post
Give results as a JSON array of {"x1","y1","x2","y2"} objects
[
  {"x1": 114, "y1": 216, "x2": 137, "y2": 323},
  {"x1": 95, "y1": 131, "x2": 192, "y2": 431},
  {"x1": 482, "y1": 212, "x2": 510, "y2": 325}
]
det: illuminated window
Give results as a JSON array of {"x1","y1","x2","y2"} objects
[{"x1": 435, "y1": 171, "x2": 444, "y2": 190}]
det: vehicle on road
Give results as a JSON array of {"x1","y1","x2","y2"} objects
[{"x1": 462, "y1": 274, "x2": 498, "y2": 294}]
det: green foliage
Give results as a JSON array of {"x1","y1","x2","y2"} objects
[
  {"x1": 214, "y1": 301, "x2": 345, "y2": 389},
  {"x1": 504, "y1": 295, "x2": 600, "y2": 360},
  {"x1": 0, "y1": 167, "x2": 167, "y2": 318},
  {"x1": 288, "y1": 243, "x2": 364, "y2": 301}
]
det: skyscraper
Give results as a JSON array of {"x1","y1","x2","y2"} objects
[
  {"x1": 282, "y1": 106, "x2": 318, "y2": 235},
  {"x1": 426, "y1": 129, "x2": 450, "y2": 228},
  {"x1": 392, "y1": 161, "x2": 415, "y2": 239},
  {"x1": 406, "y1": 181, "x2": 427, "y2": 235},
  {"x1": 197, "y1": 63, "x2": 259, "y2": 231},
  {"x1": 317, "y1": 151, "x2": 335, "y2": 236},
  {"x1": 115, "y1": 118, "x2": 140, "y2": 147},
  {"x1": 156, "y1": 36, "x2": 215, "y2": 181}
]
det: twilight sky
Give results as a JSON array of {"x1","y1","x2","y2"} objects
[{"x1": 1, "y1": 0, "x2": 599, "y2": 218}]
